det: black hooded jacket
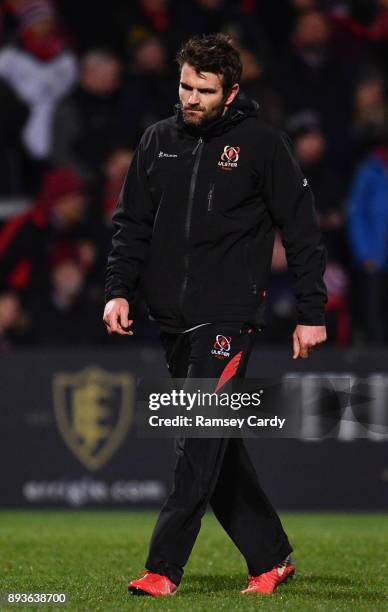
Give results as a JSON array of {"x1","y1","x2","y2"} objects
[{"x1": 105, "y1": 91, "x2": 327, "y2": 331}]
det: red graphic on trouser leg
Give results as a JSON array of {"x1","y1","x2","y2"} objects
[{"x1": 214, "y1": 351, "x2": 243, "y2": 393}]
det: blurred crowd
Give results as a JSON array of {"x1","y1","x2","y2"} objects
[{"x1": 0, "y1": 0, "x2": 388, "y2": 349}]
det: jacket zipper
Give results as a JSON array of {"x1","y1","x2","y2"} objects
[
  {"x1": 207, "y1": 183, "x2": 215, "y2": 212},
  {"x1": 179, "y1": 137, "x2": 204, "y2": 312},
  {"x1": 244, "y1": 241, "x2": 258, "y2": 295}
]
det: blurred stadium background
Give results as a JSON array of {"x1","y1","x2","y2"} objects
[{"x1": 0, "y1": 0, "x2": 387, "y2": 524}]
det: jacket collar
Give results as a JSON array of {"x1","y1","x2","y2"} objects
[{"x1": 175, "y1": 90, "x2": 259, "y2": 138}]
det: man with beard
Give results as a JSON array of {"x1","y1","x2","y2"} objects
[{"x1": 104, "y1": 33, "x2": 327, "y2": 597}]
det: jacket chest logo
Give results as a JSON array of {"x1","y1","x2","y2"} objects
[
  {"x1": 158, "y1": 150, "x2": 178, "y2": 158},
  {"x1": 218, "y1": 146, "x2": 240, "y2": 171}
]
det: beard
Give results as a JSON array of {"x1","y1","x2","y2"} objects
[{"x1": 182, "y1": 97, "x2": 226, "y2": 129}]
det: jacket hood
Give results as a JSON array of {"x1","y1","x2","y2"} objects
[{"x1": 175, "y1": 90, "x2": 259, "y2": 138}]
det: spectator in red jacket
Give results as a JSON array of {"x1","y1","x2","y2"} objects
[{"x1": 0, "y1": 167, "x2": 87, "y2": 298}]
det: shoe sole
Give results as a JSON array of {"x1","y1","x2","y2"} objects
[
  {"x1": 128, "y1": 586, "x2": 177, "y2": 597},
  {"x1": 128, "y1": 587, "x2": 152, "y2": 597}
]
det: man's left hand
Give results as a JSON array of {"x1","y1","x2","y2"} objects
[{"x1": 292, "y1": 324, "x2": 327, "y2": 359}]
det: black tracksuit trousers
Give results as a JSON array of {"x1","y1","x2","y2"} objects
[{"x1": 145, "y1": 322, "x2": 292, "y2": 586}]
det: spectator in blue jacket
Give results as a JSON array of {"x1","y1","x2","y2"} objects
[{"x1": 347, "y1": 136, "x2": 388, "y2": 343}]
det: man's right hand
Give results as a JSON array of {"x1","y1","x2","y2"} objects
[{"x1": 103, "y1": 298, "x2": 133, "y2": 336}]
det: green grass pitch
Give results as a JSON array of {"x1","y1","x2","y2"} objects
[{"x1": 0, "y1": 511, "x2": 387, "y2": 611}]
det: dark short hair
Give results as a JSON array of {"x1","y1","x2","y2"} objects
[{"x1": 176, "y1": 33, "x2": 242, "y2": 94}]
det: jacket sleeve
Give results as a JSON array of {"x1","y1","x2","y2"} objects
[
  {"x1": 263, "y1": 132, "x2": 328, "y2": 325},
  {"x1": 105, "y1": 132, "x2": 155, "y2": 304}
]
